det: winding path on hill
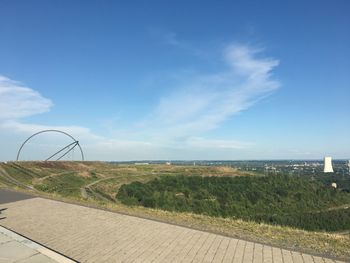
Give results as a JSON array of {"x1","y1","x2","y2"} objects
[
  {"x1": 81, "y1": 176, "x2": 121, "y2": 201},
  {"x1": 0, "y1": 190, "x2": 346, "y2": 263}
]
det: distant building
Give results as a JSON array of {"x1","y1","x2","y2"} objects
[{"x1": 323, "y1": 157, "x2": 334, "y2": 173}]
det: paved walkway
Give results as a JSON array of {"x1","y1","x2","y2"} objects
[
  {"x1": 0, "y1": 225, "x2": 75, "y2": 263},
  {"x1": 0, "y1": 197, "x2": 346, "y2": 263}
]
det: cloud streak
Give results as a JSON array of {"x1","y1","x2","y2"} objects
[
  {"x1": 0, "y1": 76, "x2": 53, "y2": 120},
  {"x1": 0, "y1": 120, "x2": 101, "y2": 141},
  {"x1": 144, "y1": 44, "x2": 280, "y2": 141}
]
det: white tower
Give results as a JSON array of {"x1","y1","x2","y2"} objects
[
  {"x1": 323, "y1": 157, "x2": 334, "y2": 173},
  {"x1": 347, "y1": 160, "x2": 350, "y2": 173}
]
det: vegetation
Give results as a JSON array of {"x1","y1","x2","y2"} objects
[
  {"x1": 1, "y1": 161, "x2": 350, "y2": 260},
  {"x1": 117, "y1": 174, "x2": 350, "y2": 231},
  {"x1": 310, "y1": 173, "x2": 350, "y2": 192},
  {"x1": 0, "y1": 162, "x2": 248, "y2": 200},
  {"x1": 34, "y1": 172, "x2": 94, "y2": 197}
]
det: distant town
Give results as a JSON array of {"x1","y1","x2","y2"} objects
[{"x1": 113, "y1": 159, "x2": 350, "y2": 176}]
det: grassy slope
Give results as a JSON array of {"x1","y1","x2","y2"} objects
[{"x1": 0, "y1": 161, "x2": 349, "y2": 260}]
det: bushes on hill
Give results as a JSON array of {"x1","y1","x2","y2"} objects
[{"x1": 116, "y1": 174, "x2": 350, "y2": 231}]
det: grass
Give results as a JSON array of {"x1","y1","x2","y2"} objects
[
  {"x1": 0, "y1": 161, "x2": 349, "y2": 260},
  {"x1": 1, "y1": 165, "x2": 35, "y2": 185},
  {"x1": 34, "y1": 172, "x2": 96, "y2": 197}
]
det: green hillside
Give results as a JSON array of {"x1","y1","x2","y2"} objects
[
  {"x1": 0, "y1": 161, "x2": 249, "y2": 200},
  {"x1": 117, "y1": 174, "x2": 350, "y2": 231}
]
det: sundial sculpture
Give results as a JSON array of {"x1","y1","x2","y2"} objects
[{"x1": 16, "y1": 130, "x2": 84, "y2": 161}]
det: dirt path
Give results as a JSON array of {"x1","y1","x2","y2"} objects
[
  {"x1": 85, "y1": 176, "x2": 117, "y2": 188},
  {"x1": 81, "y1": 176, "x2": 118, "y2": 201}
]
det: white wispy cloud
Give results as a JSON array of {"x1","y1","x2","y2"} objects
[
  {"x1": 185, "y1": 137, "x2": 254, "y2": 149},
  {"x1": 0, "y1": 75, "x2": 102, "y2": 141},
  {"x1": 0, "y1": 120, "x2": 101, "y2": 141},
  {"x1": 143, "y1": 44, "x2": 280, "y2": 141},
  {"x1": 0, "y1": 75, "x2": 53, "y2": 120}
]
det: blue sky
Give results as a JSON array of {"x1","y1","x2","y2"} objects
[{"x1": 0, "y1": 0, "x2": 349, "y2": 161}]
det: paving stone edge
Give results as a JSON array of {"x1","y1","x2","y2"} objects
[{"x1": 0, "y1": 225, "x2": 78, "y2": 263}]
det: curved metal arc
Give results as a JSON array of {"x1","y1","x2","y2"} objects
[
  {"x1": 16, "y1": 129, "x2": 84, "y2": 161},
  {"x1": 76, "y1": 142, "x2": 84, "y2": 161}
]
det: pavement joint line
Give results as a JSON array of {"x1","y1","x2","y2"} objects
[
  {"x1": 167, "y1": 229, "x2": 198, "y2": 262},
  {"x1": 189, "y1": 232, "x2": 211, "y2": 263},
  {"x1": 202, "y1": 233, "x2": 219, "y2": 262},
  {"x1": 212, "y1": 236, "x2": 225, "y2": 262},
  {"x1": 109, "y1": 225, "x2": 167, "y2": 262},
  {"x1": 120, "y1": 226, "x2": 172, "y2": 262},
  {"x1": 134, "y1": 225, "x2": 182, "y2": 261},
  {"x1": 177, "y1": 231, "x2": 203, "y2": 262},
  {"x1": 75, "y1": 217, "x2": 135, "y2": 260},
  {"x1": 0, "y1": 225, "x2": 77, "y2": 263}
]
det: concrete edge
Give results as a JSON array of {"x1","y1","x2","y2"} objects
[{"x1": 0, "y1": 225, "x2": 77, "y2": 263}]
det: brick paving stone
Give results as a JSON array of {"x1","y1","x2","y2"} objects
[
  {"x1": 181, "y1": 232, "x2": 210, "y2": 263},
  {"x1": 263, "y1": 245, "x2": 273, "y2": 263},
  {"x1": 222, "y1": 238, "x2": 239, "y2": 263},
  {"x1": 175, "y1": 231, "x2": 203, "y2": 262},
  {"x1": 152, "y1": 229, "x2": 195, "y2": 263},
  {"x1": 272, "y1": 247, "x2": 283, "y2": 263},
  {"x1": 202, "y1": 235, "x2": 223, "y2": 263},
  {"x1": 233, "y1": 239, "x2": 246, "y2": 262},
  {"x1": 0, "y1": 197, "x2": 347, "y2": 263},
  {"x1": 211, "y1": 237, "x2": 230, "y2": 263},
  {"x1": 191, "y1": 232, "x2": 217, "y2": 263},
  {"x1": 253, "y1": 243, "x2": 263, "y2": 263},
  {"x1": 313, "y1": 256, "x2": 327, "y2": 263},
  {"x1": 243, "y1": 241, "x2": 255, "y2": 263},
  {"x1": 302, "y1": 253, "x2": 316, "y2": 263},
  {"x1": 290, "y1": 251, "x2": 304, "y2": 263},
  {"x1": 281, "y1": 249, "x2": 294, "y2": 263}
]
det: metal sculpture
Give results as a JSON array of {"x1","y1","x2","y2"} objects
[{"x1": 16, "y1": 130, "x2": 84, "y2": 161}]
